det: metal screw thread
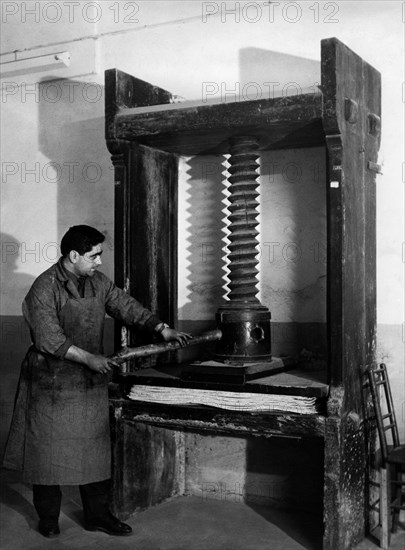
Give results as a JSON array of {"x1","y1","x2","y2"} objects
[{"x1": 226, "y1": 136, "x2": 261, "y2": 303}]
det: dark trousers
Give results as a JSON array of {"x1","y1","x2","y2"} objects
[{"x1": 33, "y1": 479, "x2": 111, "y2": 524}]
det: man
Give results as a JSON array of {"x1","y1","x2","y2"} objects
[{"x1": 3, "y1": 225, "x2": 191, "y2": 538}]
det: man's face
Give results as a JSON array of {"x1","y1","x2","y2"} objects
[{"x1": 73, "y1": 243, "x2": 103, "y2": 277}]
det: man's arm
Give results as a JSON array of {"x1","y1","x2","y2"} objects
[
  {"x1": 103, "y1": 274, "x2": 161, "y2": 331},
  {"x1": 65, "y1": 345, "x2": 118, "y2": 374},
  {"x1": 23, "y1": 281, "x2": 118, "y2": 371},
  {"x1": 103, "y1": 275, "x2": 192, "y2": 345},
  {"x1": 23, "y1": 285, "x2": 72, "y2": 359}
]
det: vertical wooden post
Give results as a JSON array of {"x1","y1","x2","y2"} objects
[
  {"x1": 321, "y1": 38, "x2": 380, "y2": 550},
  {"x1": 105, "y1": 71, "x2": 183, "y2": 510},
  {"x1": 128, "y1": 144, "x2": 178, "y2": 368},
  {"x1": 380, "y1": 467, "x2": 389, "y2": 550},
  {"x1": 105, "y1": 69, "x2": 177, "y2": 367}
]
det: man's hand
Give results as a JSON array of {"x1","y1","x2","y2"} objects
[
  {"x1": 87, "y1": 354, "x2": 120, "y2": 374},
  {"x1": 65, "y1": 345, "x2": 120, "y2": 374},
  {"x1": 161, "y1": 328, "x2": 192, "y2": 347}
]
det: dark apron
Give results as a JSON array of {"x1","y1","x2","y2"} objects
[{"x1": 3, "y1": 295, "x2": 111, "y2": 485}]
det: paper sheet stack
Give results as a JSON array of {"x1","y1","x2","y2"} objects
[{"x1": 128, "y1": 385, "x2": 319, "y2": 414}]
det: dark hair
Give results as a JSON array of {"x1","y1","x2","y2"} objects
[{"x1": 60, "y1": 225, "x2": 105, "y2": 257}]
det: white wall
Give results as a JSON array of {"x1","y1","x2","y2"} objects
[
  {"x1": 178, "y1": 147, "x2": 327, "y2": 325},
  {"x1": 1, "y1": 1, "x2": 404, "y2": 442}
]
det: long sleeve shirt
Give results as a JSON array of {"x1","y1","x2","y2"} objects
[{"x1": 22, "y1": 258, "x2": 162, "y2": 359}]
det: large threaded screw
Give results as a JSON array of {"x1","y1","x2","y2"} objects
[{"x1": 226, "y1": 136, "x2": 261, "y2": 304}]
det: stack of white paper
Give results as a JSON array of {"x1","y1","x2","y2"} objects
[{"x1": 128, "y1": 385, "x2": 319, "y2": 414}]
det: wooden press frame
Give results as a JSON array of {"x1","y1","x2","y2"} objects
[{"x1": 105, "y1": 38, "x2": 381, "y2": 549}]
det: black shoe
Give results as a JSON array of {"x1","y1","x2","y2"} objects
[
  {"x1": 38, "y1": 521, "x2": 60, "y2": 538},
  {"x1": 85, "y1": 514, "x2": 132, "y2": 536}
]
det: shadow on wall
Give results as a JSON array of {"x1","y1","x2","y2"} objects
[
  {"x1": 0, "y1": 233, "x2": 34, "y2": 454},
  {"x1": 245, "y1": 437, "x2": 324, "y2": 549},
  {"x1": 239, "y1": 47, "x2": 320, "y2": 100},
  {"x1": 37, "y1": 78, "x2": 115, "y2": 354},
  {"x1": 177, "y1": 155, "x2": 228, "y2": 363},
  {"x1": 178, "y1": 155, "x2": 228, "y2": 321},
  {"x1": 0, "y1": 79, "x2": 117, "y2": 456},
  {"x1": 37, "y1": 78, "x2": 115, "y2": 280}
]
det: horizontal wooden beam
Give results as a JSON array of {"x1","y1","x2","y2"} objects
[
  {"x1": 112, "y1": 400, "x2": 326, "y2": 439},
  {"x1": 115, "y1": 93, "x2": 323, "y2": 155}
]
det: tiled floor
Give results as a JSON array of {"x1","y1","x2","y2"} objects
[{"x1": 0, "y1": 469, "x2": 403, "y2": 550}]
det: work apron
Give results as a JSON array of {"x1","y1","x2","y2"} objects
[{"x1": 3, "y1": 294, "x2": 111, "y2": 485}]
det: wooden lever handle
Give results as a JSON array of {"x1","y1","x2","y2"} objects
[{"x1": 109, "y1": 329, "x2": 222, "y2": 364}]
